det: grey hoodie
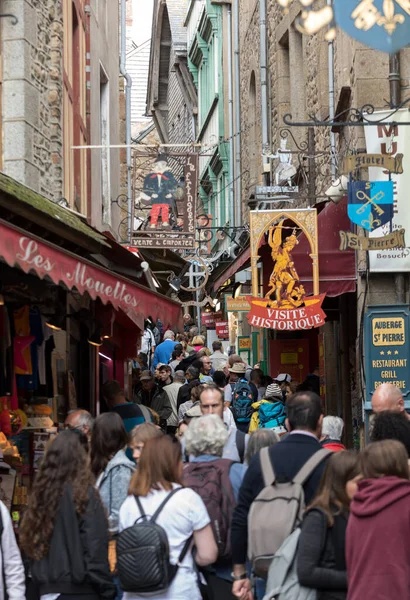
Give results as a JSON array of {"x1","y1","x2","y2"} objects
[{"x1": 97, "y1": 449, "x2": 135, "y2": 533}]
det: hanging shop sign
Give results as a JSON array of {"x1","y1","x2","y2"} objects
[
  {"x1": 238, "y1": 337, "x2": 252, "y2": 350},
  {"x1": 341, "y1": 153, "x2": 404, "y2": 175},
  {"x1": 215, "y1": 321, "x2": 229, "y2": 339},
  {"x1": 225, "y1": 295, "x2": 251, "y2": 312},
  {"x1": 334, "y1": 1, "x2": 410, "y2": 54},
  {"x1": 339, "y1": 229, "x2": 406, "y2": 251},
  {"x1": 364, "y1": 305, "x2": 410, "y2": 408},
  {"x1": 365, "y1": 109, "x2": 410, "y2": 272},
  {"x1": 347, "y1": 181, "x2": 394, "y2": 231},
  {"x1": 132, "y1": 153, "x2": 198, "y2": 249},
  {"x1": 247, "y1": 209, "x2": 326, "y2": 331},
  {"x1": 201, "y1": 312, "x2": 222, "y2": 328}
]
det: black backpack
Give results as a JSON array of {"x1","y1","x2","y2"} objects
[{"x1": 117, "y1": 488, "x2": 192, "y2": 593}]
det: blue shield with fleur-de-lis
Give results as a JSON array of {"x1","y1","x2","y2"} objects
[
  {"x1": 348, "y1": 181, "x2": 394, "y2": 231},
  {"x1": 334, "y1": 0, "x2": 410, "y2": 53}
]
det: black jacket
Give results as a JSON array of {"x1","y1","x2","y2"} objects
[
  {"x1": 297, "y1": 508, "x2": 348, "y2": 600},
  {"x1": 135, "y1": 385, "x2": 172, "y2": 421},
  {"x1": 231, "y1": 433, "x2": 329, "y2": 564},
  {"x1": 31, "y1": 484, "x2": 116, "y2": 599},
  {"x1": 177, "y1": 379, "x2": 201, "y2": 410}
]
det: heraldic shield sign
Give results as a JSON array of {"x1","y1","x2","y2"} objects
[
  {"x1": 348, "y1": 181, "x2": 394, "y2": 231},
  {"x1": 247, "y1": 209, "x2": 326, "y2": 331},
  {"x1": 333, "y1": 0, "x2": 410, "y2": 53}
]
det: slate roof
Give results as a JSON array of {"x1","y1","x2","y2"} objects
[{"x1": 166, "y1": 0, "x2": 188, "y2": 54}]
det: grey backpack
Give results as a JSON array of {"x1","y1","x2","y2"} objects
[
  {"x1": 262, "y1": 528, "x2": 316, "y2": 600},
  {"x1": 248, "y1": 446, "x2": 331, "y2": 578}
]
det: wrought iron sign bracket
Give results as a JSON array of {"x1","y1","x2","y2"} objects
[{"x1": 283, "y1": 99, "x2": 410, "y2": 128}]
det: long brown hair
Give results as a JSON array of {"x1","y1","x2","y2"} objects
[
  {"x1": 361, "y1": 439, "x2": 409, "y2": 480},
  {"x1": 308, "y1": 450, "x2": 360, "y2": 526},
  {"x1": 20, "y1": 430, "x2": 94, "y2": 561},
  {"x1": 90, "y1": 412, "x2": 128, "y2": 477},
  {"x1": 129, "y1": 435, "x2": 182, "y2": 496}
]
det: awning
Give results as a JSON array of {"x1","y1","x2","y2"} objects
[
  {"x1": 292, "y1": 198, "x2": 356, "y2": 297},
  {"x1": 212, "y1": 248, "x2": 251, "y2": 292},
  {"x1": 0, "y1": 219, "x2": 182, "y2": 330}
]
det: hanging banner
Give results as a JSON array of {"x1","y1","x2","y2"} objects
[
  {"x1": 248, "y1": 209, "x2": 325, "y2": 331},
  {"x1": 132, "y1": 153, "x2": 198, "y2": 249},
  {"x1": 215, "y1": 321, "x2": 229, "y2": 339},
  {"x1": 334, "y1": 1, "x2": 410, "y2": 53},
  {"x1": 339, "y1": 229, "x2": 406, "y2": 251},
  {"x1": 365, "y1": 109, "x2": 410, "y2": 272},
  {"x1": 348, "y1": 181, "x2": 394, "y2": 231}
]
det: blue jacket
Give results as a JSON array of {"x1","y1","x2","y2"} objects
[
  {"x1": 96, "y1": 450, "x2": 135, "y2": 534},
  {"x1": 153, "y1": 339, "x2": 178, "y2": 368}
]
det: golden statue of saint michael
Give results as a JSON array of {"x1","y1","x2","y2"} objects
[{"x1": 265, "y1": 220, "x2": 306, "y2": 308}]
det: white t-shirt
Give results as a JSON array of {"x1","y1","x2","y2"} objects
[
  {"x1": 119, "y1": 485, "x2": 210, "y2": 600},
  {"x1": 141, "y1": 329, "x2": 156, "y2": 355}
]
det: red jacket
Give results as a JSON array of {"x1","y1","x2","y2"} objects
[
  {"x1": 346, "y1": 476, "x2": 410, "y2": 600},
  {"x1": 322, "y1": 439, "x2": 346, "y2": 452}
]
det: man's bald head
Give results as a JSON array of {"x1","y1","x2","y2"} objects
[{"x1": 371, "y1": 383, "x2": 405, "y2": 414}]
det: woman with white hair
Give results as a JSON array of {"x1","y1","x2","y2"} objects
[
  {"x1": 184, "y1": 415, "x2": 245, "y2": 598},
  {"x1": 321, "y1": 416, "x2": 346, "y2": 452}
]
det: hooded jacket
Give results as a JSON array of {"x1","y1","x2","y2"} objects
[
  {"x1": 96, "y1": 449, "x2": 135, "y2": 534},
  {"x1": 346, "y1": 476, "x2": 410, "y2": 600}
]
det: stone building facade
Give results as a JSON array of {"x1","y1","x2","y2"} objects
[
  {"x1": 1, "y1": 0, "x2": 123, "y2": 238},
  {"x1": 235, "y1": 0, "x2": 410, "y2": 444}
]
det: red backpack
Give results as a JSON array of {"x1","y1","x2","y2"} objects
[{"x1": 183, "y1": 459, "x2": 236, "y2": 561}]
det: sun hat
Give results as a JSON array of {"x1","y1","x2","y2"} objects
[
  {"x1": 228, "y1": 362, "x2": 247, "y2": 374},
  {"x1": 265, "y1": 383, "x2": 283, "y2": 400},
  {"x1": 185, "y1": 403, "x2": 202, "y2": 418}
]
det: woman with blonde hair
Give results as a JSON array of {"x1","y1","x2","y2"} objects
[
  {"x1": 118, "y1": 436, "x2": 217, "y2": 599},
  {"x1": 297, "y1": 450, "x2": 360, "y2": 600},
  {"x1": 192, "y1": 335, "x2": 205, "y2": 352},
  {"x1": 129, "y1": 422, "x2": 163, "y2": 462},
  {"x1": 346, "y1": 440, "x2": 410, "y2": 600}
]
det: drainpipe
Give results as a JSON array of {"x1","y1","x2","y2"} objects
[
  {"x1": 327, "y1": 0, "x2": 336, "y2": 179},
  {"x1": 227, "y1": 6, "x2": 235, "y2": 227},
  {"x1": 389, "y1": 52, "x2": 405, "y2": 303},
  {"x1": 233, "y1": 0, "x2": 242, "y2": 225},
  {"x1": 259, "y1": 0, "x2": 269, "y2": 185},
  {"x1": 120, "y1": 0, "x2": 132, "y2": 242}
]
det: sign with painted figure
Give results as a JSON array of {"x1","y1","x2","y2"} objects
[
  {"x1": 365, "y1": 110, "x2": 410, "y2": 271},
  {"x1": 132, "y1": 153, "x2": 198, "y2": 249},
  {"x1": 334, "y1": 0, "x2": 410, "y2": 53},
  {"x1": 248, "y1": 209, "x2": 326, "y2": 331},
  {"x1": 364, "y1": 305, "x2": 410, "y2": 408},
  {"x1": 348, "y1": 180, "x2": 394, "y2": 231}
]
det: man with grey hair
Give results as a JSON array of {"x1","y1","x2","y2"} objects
[
  {"x1": 371, "y1": 383, "x2": 410, "y2": 419},
  {"x1": 64, "y1": 409, "x2": 94, "y2": 442},
  {"x1": 320, "y1": 416, "x2": 345, "y2": 452},
  {"x1": 164, "y1": 370, "x2": 185, "y2": 434},
  {"x1": 184, "y1": 414, "x2": 246, "y2": 597},
  {"x1": 152, "y1": 329, "x2": 177, "y2": 369}
]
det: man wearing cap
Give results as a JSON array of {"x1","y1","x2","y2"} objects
[
  {"x1": 140, "y1": 154, "x2": 178, "y2": 229},
  {"x1": 134, "y1": 370, "x2": 172, "y2": 431},
  {"x1": 248, "y1": 383, "x2": 287, "y2": 433},
  {"x1": 224, "y1": 362, "x2": 258, "y2": 407}
]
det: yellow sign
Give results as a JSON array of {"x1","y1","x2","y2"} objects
[
  {"x1": 281, "y1": 352, "x2": 298, "y2": 365},
  {"x1": 226, "y1": 296, "x2": 251, "y2": 312},
  {"x1": 341, "y1": 153, "x2": 404, "y2": 175},
  {"x1": 239, "y1": 337, "x2": 252, "y2": 350},
  {"x1": 372, "y1": 317, "x2": 405, "y2": 346}
]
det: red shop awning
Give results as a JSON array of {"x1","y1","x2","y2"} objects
[
  {"x1": 292, "y1": 198, "x2": 356, "y2": 297},
  {"x1": 0, "y1": 220, "x2": 182, "y2": 330}
]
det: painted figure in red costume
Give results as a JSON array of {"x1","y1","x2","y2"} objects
[{"x1": 140, "y1": 154, "x2": 178, "y2": 229}]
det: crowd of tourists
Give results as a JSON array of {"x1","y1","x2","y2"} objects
[{"x1": 2, "y1": 325, "x2": 410, "y2": 600}]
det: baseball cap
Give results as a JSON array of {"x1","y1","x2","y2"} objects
[{"x1": 275, "y1": 373, "x2": 292, "y2": 383}]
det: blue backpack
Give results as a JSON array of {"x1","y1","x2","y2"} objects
[
  {"x1": 231, "y1": 379, "x2": 253, "y2": 423},
  {"x1": 258, "y1": 401, "x2": 286, "y2": 429}
]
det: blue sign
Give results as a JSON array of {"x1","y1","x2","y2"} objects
[
  {"x1": 364, "y1": 305, "x2": 410, "y2": 410},
  {"x1": 334, "y1": 0, "x2": 410, "y2": 53},
  {"x1": 348, "y1": 181, "x2": 394, "y2": 231}
]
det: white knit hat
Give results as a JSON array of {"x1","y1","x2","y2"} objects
[{"x1": 265, "y1": 383, "x2": 283, "y2": 400}]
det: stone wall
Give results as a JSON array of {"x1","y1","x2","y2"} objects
[{"x1": 2, "y1": 0, "x2": 64, "y2": 200}]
